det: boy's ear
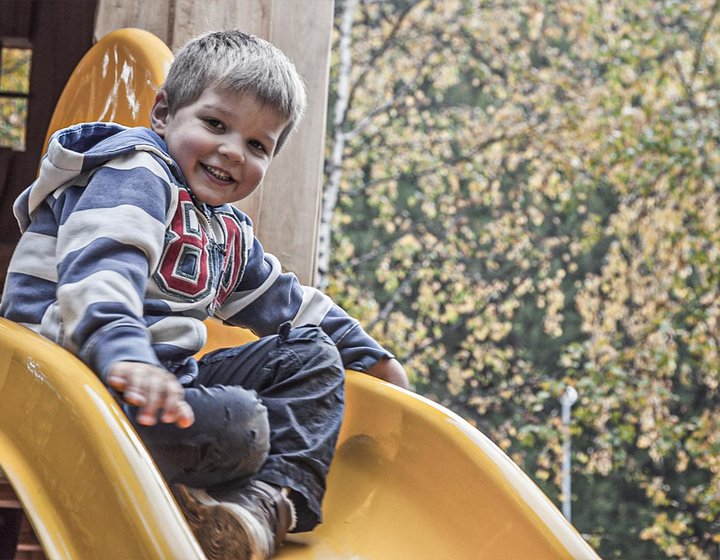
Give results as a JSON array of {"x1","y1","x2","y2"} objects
[{"x1": 150, "y1": 91, "x2": 170, "y2": 136}]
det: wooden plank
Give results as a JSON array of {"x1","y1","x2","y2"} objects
[
  {"x1": 16, "y1": 514, "x2": 44, "y2": 555},
  {"x1": 0, "y1": 507, "x2": 21, "y2": 559},
  {"x1": 0, "y1": 473, "x2": 46, "y2": 559},
  {"x1": 261, "y1": 0, "x2": 332, "y2": 285},
  {"x1": 0, "y1": 486, "x2": 21, "y2": 508},
  {"x1": 0, "y1": 148, "x2": 13, "y2": 203},
  {"x1": 95, "y1": 0, "x2": 171, "y2": 43},
  {"x1": 171, "y1": 0, "x2": 270, "y2": 47},
  {"x1": 0, "y1": 0, "x2": 33, "y2": 38}
]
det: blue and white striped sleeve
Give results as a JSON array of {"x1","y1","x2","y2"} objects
[
  {"x1": 55, "y1": 152, "x2": 171, "y2": 378},
  {"x1": 216, "y1": 222, "x2": 393, "y2": 372}
]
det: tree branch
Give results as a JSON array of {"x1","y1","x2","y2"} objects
[
  {"x1": 346, "y1": 0, "x2": 425, "y2": 117},
  {"x1": 692, "y1": 0, "x2": 720, "y2": 77}
]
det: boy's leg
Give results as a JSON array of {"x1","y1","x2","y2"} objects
[
  {"x1": 131, "y1": 385, "x2": 270, "y2": 489},
  {"x1": 196, "y1": 323, "x2": 345, "y2": 532}
]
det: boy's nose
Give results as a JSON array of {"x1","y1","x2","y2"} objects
[{"x1": 219, "y1": 142, "x2": 245, "y2": 164}]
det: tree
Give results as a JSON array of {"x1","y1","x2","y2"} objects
[
  {"x1": 0, "y1": 46, "x2": 32, "y2": 150},
  {"x1": 324, "y1": 1, "x2": 720, "y2": 558}
]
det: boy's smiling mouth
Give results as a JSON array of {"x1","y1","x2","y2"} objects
[{"x1": 201, "y1": 163, "x2": 234, "y2": 182}]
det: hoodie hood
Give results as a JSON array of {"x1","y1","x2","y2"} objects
[{"x1": 14, "y1": 122, "x2": 181, "y2": 232}]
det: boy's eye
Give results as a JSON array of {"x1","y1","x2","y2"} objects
[
  {"x1": 204, "y1": 118, "x2": 225, "y2": 130},
  {"x1": 249, "y1": 140, "x2": 268, "y2": 154}
]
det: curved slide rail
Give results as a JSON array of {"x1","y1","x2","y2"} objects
[
  {"x1": 0, "y1": 27, "x2": 600, "y2": 558},
  {"x1": 0, "y1": 318, "x2": 203, "y2": 558}
]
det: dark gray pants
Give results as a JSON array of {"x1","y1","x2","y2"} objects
[{"x1": 131, "y1": 324, "x2": 345, "y2": 531}]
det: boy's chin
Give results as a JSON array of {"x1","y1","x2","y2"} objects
[
  {"x1": 189, "y1": 184, "x2": 259, "y2": 206},
  {"x1": 190, "y1": 188, "x2": 233, "y2": 206}
]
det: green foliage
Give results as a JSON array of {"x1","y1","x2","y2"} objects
[
  {"x1": 326, "y1": 0, "x2": 720, "y2": 557},
  {"x1": 0, "y1": 47, "x2": 31, "y2": 150}
]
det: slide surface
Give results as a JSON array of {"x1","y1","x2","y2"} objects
[
  {"x1": 0, "y1": 27, "x2": 599, "y2": 559},
  {"x1": 205, "y1": 321, "x2": 599, "y2": 560}
]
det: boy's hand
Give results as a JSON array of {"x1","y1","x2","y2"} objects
[
  {"x1": 367, "y1": 358, "x2": 410, "y2": 389},
  {"x1": 106, "y1": 361, "x2": 195, "y2": 428}
]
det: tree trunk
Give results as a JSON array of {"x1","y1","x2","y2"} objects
[{"x1": 317, "y1": 0, "x2": 357, "y2": 290}]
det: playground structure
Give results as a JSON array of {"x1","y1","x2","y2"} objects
[{"x1": 0, "y1": 27, "x2": 600, "y2": 559}]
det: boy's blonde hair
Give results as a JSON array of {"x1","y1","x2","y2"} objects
[{"x1": 163, "y1": 30, "x2": 307, "y2": 154}]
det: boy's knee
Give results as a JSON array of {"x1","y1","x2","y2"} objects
[
  {"x1": 219, "y1": 385, "x2": 270, "y2": 454},
  {"x1": 192, "y1": 386, "x2": 271, "y2": 478}
]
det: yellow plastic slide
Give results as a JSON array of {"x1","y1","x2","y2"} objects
[{"x1": 0, "y1": 28, "x2": 599, "y2": 559}]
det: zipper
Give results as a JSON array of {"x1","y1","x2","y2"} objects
[{"x1": 193, "y1": 201, "x2": 227, "y2": 315}]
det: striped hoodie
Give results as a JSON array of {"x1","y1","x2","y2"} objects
[{"x1": 1, "y1": 122, "x2": 390, "y2": 383}]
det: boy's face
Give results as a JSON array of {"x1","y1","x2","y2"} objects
[{"x1": 150, "y1": 87, "x2": 288, "y2": 206}]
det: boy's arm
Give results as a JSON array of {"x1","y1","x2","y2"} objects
[
  {"x1": 52, "y1": 161, "x2": 195, "y2": 426},
  {"x1": 217, "y1": 226, "x2": 410, "y2": 387},
  {"x1": 53, "y1": 158, "x2": 169, "y2": 380},
  {"x1": 367, "y1": 357, "x2": 409, "y2": 389}
]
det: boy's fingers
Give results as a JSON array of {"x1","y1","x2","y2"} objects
[
  {"x1": 108, "y1": 363, "x2": 148, "y2": 405},
  {"x1": 174, "y1": 401, "x2": 195, "y2": 429},
  {"x1": 107, "y1": 362, "x2": 192, "y2": 428},
  {"x1": 139, "y1": 371, "x2": 191, "y2": 427},
  {"x1": 159, "y1": 380, "x2": 194, "y2": 428},
  {"x1": 106, "y1": 372, "x2": 127, "y2": 391},
  {"x1": 160, "y1": 379, "x2": 185, "y2": 423},
  {"x1": 136, "y1": 374, "x2": 163, "y2": 426},
  {"x1": 122, "y1": 369, "x2": 150, "y2": 407},
  {"x1": 107, "y1": 364, "x2": 132, "y2": 392}
]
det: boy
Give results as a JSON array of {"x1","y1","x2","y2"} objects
[{"x1": 1, "y1": 30, "x2": 408, "y2": 559}]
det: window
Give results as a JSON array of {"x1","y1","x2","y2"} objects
[{"x1": 0, "y1": 42, "x2": 31, "y2": 151}]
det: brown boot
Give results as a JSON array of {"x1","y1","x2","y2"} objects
[{"x1": 173, "y1": 481, "x2": 293, "y2": 560}]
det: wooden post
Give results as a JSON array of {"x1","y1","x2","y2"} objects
[
  {"x1": 95, "y1": 0, "x2": 333, "y2": 286},
  {"x1": 94, "y1": 0, "x2": 172, "y2": 44}
]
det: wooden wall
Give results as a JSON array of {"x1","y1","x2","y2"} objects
[{"x1": 95, "y1": 0, "x2": 334, "y2": 286}]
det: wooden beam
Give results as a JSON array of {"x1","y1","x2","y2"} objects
[
  {"x1": 0, "y1": 0, "x2": 33, "y2": 38},
  {"x1": 95, "y1": 0, "x2": 172, "y2": 43},
  {"x1": 261, "y1": 1, "x2": 332, "y2": 285}
]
